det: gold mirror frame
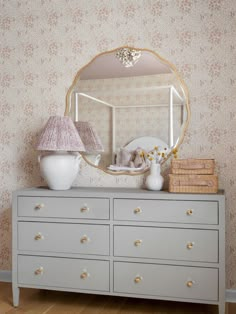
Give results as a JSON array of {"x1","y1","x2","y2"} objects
[{"x1": 65, "y1": 46, "x2": 190, "y2": 176}]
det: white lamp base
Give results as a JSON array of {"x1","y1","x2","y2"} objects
[{"x1": 38, "y1": 152, "x2": 81, "y2": 190}]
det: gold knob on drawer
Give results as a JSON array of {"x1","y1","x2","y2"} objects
[
  {"x1": 80, "y1": 206, "x2": 89, "y2": 212},
  {"x1": 186, "y1": 242, "x2": 194, "y2": 249},
  {"x1": 134, "y1": 276, "x2": 142, "y2": 283},
  {"x1": 80, "y1": 272, "x2": 88, "y2": 279},
  {"x1": 35, "y1": 203, "x2": 44, "y2": 210},
  {"x1": 34, "y1": 233, "x2": 44, "y2": 240},
  {"x1": 134, "y1": 207, "x2": 142, "y2": 214},
  {"x1": 186, "y1": 209, "x2": 193, "y2": 216},
  {"x1": 80, "y1": 235, "x2": 89, "y2": 243},
  {"x1": 34, "y1": 267, "x2": 44, "y2": 275},
  {"x1": 186, "y1": 280, "x2": 194, "y2": 287},
  {"x1": 134, "y1": 239, "x2": 142, "y2": 246}
]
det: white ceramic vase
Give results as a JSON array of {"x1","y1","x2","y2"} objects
[
  {"x1": 145, "y1": 163, "x2": 164, "y2": 191},
  {"x1": 38, "y1": 152, "x2": 81, "y2": 190}
]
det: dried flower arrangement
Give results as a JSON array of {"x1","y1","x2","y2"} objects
[{"x1": 146, "y1": 146, "x2": 170, "y2": 164}]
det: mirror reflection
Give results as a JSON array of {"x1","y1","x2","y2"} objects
[{"x1": 65, "y1": 47, "x2": 189, "y2": 175}]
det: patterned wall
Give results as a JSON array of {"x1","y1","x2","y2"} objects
[{"x1": 0, "y1": 0, "x2": 236, "y2": 288}]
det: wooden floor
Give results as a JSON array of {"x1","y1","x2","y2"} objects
[{"x1": 0, "y1": 282, "x2": 235, "y2": 314}]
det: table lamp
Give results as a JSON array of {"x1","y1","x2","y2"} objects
[{"x1": 36, "y1": 116, "x2": 85, "y2": 190}]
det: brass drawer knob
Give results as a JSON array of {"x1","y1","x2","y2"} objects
[
  {"x1": 186, "y1": 209, "x2": 193, "y2": 216},
  {"x1": 34, "y1": 233, "x2": 44, "y2": 241},
  {"x1": 186, "y1": 280, "x2": 194, "y2": 287},
  {"x1": 35, "y1": 203, "x2": 44, "y2": 210},
  {"x1": 134, "y1": 207, "x2": 142, "y2": 214},
  {"x1": 80, "y1": 235, "x2": 89, "y2": 243},
  {"x1": 80, "y1": 272, "x2": 88, "y2": 279},
  {"x1": 81, "y1": 206, "x2": 89, "y2": 212},
  {"x1": 186, "y1": 242, "x2": 194, "y2": 249},
  {"x1": 134, "y1": 239, "x2": 142, "y2": 246},
  {"x1": 134, "y1": 276, "x2": 142, "y2": 283},
  {"x1": 34, "y1": 267, "x2": 44, "y2": 275}
]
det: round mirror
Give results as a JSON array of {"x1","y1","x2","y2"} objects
[{"x1": 65, "y1": 47, "x2": 190, "y2": 175}]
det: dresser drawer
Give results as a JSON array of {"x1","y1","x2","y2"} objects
[
  {"x1": 18, "y1": 255, "x2": 109, "y2": 292},
  {"x1": 114, "y1": 262, "x2": 218, "y2": 301},
  {"x1": 18, "y1": 222, "x2": 109, "y2": 255},
  {"x1": 18, "y1": 197, "x2": 109, "y2": 219},
  {"x1": 114, "y1": 199, "x2": 218, "y2": 224},
  {"x1": 114, "y1": 226, "x2": 218, "y2": 262}
]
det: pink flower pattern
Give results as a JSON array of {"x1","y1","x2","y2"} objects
[
  {"x1": 24, "y1": 44, "x2": 34, "y2": 58},
  {"x1": 0, "y1": 16, "x2": 12, "y2": 30},
  {"x1": 177, "y1": 0, "x2": 192, "y2": 13},
  {"x1": 0, "y1": 101, "x2": 11, "y2": 120},
  {"x1": 0, "y1": 0, "x2": 236, "y2": 290},
  {"x1": 1, "y1": 74, "x2": 14, "y2": 87},
  {"x1": 149, "y1": 1, "x2": 163, "y2": 16},
  {"x1": 0, "y1": 131, "x2": 12, "y2": 147},
  {"x1": 208, "y1": 28, "x2": 222, "y2": 44},
  {"x1": 23, "y1": 14, "x2": 35, "y2": 28},
  {"x1": 47, "y1": 11, "x2": 59, "y2": 27},
  {"x1": 209, "y1": 0, "x2": 223, "y2": 10},
  {"x1": 72, "y1": 8, "x2": 84, "y2": 24},
  {"x1": 48, "y1": 42, "x2": 58, "y2": 56},
  {"x1": 151, "y1": 31, "x2": 163, "y2": 48},
  {"x1": 1, "y1": 46, "x2": 11, "y2": 59},
  {"x1": 178, "y1": 30, "x2": 193, "y2": 47},
  {"x1": 24, "y1": 73, "x2": 35, "y2": 86},
  {"x1": 72, "y1": 40, "x2": 83, "y2": 54}
]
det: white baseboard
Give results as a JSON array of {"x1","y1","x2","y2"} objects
[
  {"x1": 226, "y1": 289, "x2": 236, "y2": 303},
  {"x1": 0, "y1": 270, "x2": 12, "y2": 282}
]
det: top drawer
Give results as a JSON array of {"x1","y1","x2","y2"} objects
[
  {"x1": 18, "y1": 197, "x2": 109, "y2": 219},
  {"x1": 114, "y1": 199, "x2": 218, "y2": 225}
]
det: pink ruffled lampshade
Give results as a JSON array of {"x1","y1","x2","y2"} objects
[
  {"x1": 74, "y1": 121, "x2": 104, "y2": 153},
  {"x1": 36, "y1": 116, "x2": 85, "y2": 151}
]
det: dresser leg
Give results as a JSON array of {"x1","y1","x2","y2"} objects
[
  {"x1": 218, "y1": 302, "x2": 225, "y2": 314},
  {"x1": 12, "y1": 286, "x2": 20, "y2": 307}
]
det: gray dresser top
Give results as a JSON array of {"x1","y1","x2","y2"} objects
[{"x1": 13, "y1": 186, "x2": 224, "y2": 201}]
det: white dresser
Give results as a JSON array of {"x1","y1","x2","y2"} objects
[{"x1": 12, "y1": 187, "x2": 225, "y2": 313}]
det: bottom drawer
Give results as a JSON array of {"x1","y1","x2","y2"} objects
[
  {"x1": 18, "y1": 255, "x2": 109, "y2": 292},
  {"x1": 114, "y1": 262, "x2": 218, "y2": 301}
]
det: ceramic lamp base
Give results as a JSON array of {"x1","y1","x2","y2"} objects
[{"x1": 38, "y1": 152, "x2": 81, "y2": 190}]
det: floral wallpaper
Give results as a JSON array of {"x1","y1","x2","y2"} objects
[{"x1": 0, "y1": 0, "x2": 236, "y2": 289}]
